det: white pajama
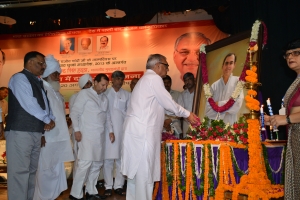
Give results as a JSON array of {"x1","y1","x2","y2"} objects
[
  {"x1": 70, "y1": 159, "x2": 103, "y2": 198},
  {"x1": 33, "y1": 163, "x2": 67, "y2": 200},
  {"x1": 103, "y1": 159, "x2": 124, "y2": 189},
  {"x1": 126, "y1": 143, "x2": 153, "y2": 200}
]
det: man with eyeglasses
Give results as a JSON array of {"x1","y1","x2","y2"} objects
[
  {"x1": 33, "y1": 55, "x2": 74, "y2": 200},
  {"x1": 5, "y1": 51, "x2": 56, "y2": 200},
  {"x1": 121, "y1": 54, "x2": 199, "y2": 200},
  {"x1": 173, "y1": 32, "x2": 211, "y2": 81}
]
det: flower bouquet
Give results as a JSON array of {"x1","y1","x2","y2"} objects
[{"x1": 186, "y1": 116, "x2": 248, "y2": 144}]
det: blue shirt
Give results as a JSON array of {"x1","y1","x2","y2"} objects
[{"x1": 8, "y1": 71, "x2": 55, "y2": 124}]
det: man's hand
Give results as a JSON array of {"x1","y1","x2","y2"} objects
[
  {"x1": 75, "y1": 131, "x2": 82, "y2": 142},
  {"x1": 44, "y1": 120, "x2": 55, "y2": 131},
  {"x1": 109, "y1": 132, "x2": 115, "y2": 143},
  {"x1": 163, "y1": 119, "x2": 172, "y2": 132},
  {"x1": 186, "y1": 112, "x2": 200, "y2": 126},
  {"x1": 41, "y1": 136, "x2": 46, "y2": 147}
]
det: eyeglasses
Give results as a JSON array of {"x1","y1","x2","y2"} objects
[
  {"x1": 175, "y1": 49, "x2": 200, "y2": 57},
  {"x1": 283, "y1": 50, "x2": 300, "y2": 59},
  {"x1": 158, "y1": 62, "x2": 169, "y2": 69},
  {"x1": 31, "y1": 59, "x2": 46, "y2": 67}
]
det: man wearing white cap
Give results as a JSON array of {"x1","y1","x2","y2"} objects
[
  {"x1": 69, "y1": 74, "x2": 93, "y2": 111},
  {"x1": 33, "y1": 55, "x2": 74, "y2": 200},
  {"x1": 69, "y1": 73, "x2": 93, "y2": 178}
]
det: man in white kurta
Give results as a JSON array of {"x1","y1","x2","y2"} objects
[
  {"x1": 70, "y1": 74, "x2": 114, "y2": 200},
  {"x1": 205, "y1": 53, "x2": 244, "y2": 125},
  {"x1": 103, "y1": 71, "x2": 130, "y2": 196},
  {"x1": 178, "y1": 72, "x2": 196, "y2": 137},
  {"x1": 120, "y1": 54, "x2": 199, "y2": 200},
  {"x1": 33, "y1": 55, "x2": 74, "y2": 200},
  {"x1": 162, "y1": 75, "x2": 182, "y2": 137},
  {"x1": 68, "y1": 73, "x2": 93, "y2": 178}
]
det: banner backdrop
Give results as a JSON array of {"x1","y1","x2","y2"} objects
[{"x1": 0, "y1": 20, "x2": 227, "y2": 107}]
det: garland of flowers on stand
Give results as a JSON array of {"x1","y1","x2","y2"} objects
[
  {"x1": 160, "y1": 143, "x2": 169, "y2": 200},
  {"x1": 245, "y1": 65, "x2": 260, "y2": 111},
  {"x1": 176, "y1": 143, "x2": 184, "y2": 200},
  {"x1": 214, "y1": 144, "x2": 237, "y2": 199},
  {"x1": 191, "y1": 144, "x2": 205, "y2": 198},
  {"x1": 185, "y1": 143, "x2": 192, "y2": 199},
  {"x1": 172, "y1": 142, "x2": 178, "y2": 200},
  {"x1": 230, "y1": 146, "x2": 248, "y2": 177},
  {"x1": 178, "y1": 143, "x2": 186, "y2": 193},
  {"x1": 203, "y1": 144, "x2": 210, "y2": 200}
]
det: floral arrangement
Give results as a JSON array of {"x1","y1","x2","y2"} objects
[
  {"x1": 186, "y1": 116, "x2": 248, "y2": 144},
  {"x1": 161, "y1": 132, "x2": 178, "y2": 141},
  {"x1": 0, "y1": 151, "x2": 6, "y2": 164}
]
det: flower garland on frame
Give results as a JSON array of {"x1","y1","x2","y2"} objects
[{"x1": 200, "y1": 20, "x2": 264, "y2": 113}]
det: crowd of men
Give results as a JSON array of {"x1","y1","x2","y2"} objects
[{"x1": 0, "y1": 32, "x2": 244, "y2": 200}]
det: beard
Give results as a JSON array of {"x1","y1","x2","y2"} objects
[{"x1": 47, "y1": 78, "x2": 61, "y2": 92}]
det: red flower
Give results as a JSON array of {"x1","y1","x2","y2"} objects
[{"x1": 1, "y1": 151, "x2": 6, "y2": 158}]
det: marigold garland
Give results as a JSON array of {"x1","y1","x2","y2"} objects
[
  {"x1": 185, "y1": 143, "x2": 192, "y2": 199},
  {"x1": 247, "y1": 89, "x2": 257, "y2": 96},
  {"x1": 152, "y1": 182, "x2": 160, "y2": 200},
  {"x1": 161, "y1": 143, "x2": 170, "y2": 200},
  {"x1": 172, "y1": 142, "x2": 178, "y2": 200}
]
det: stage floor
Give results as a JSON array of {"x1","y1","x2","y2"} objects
[{"x1": 0, "y1": 180, "x2": 126, "y2": 200}]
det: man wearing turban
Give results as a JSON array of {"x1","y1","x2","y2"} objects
[
  {"x1": 68, "y1": 73, "x2": 93, "y2": 178},
  {"x1": 33, "y1": 55, "x2": 74, "y2": 200}
]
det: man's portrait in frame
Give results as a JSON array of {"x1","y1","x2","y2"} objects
[{"x1": 193, "y1": 30, "x2": 263, "y2": 122}]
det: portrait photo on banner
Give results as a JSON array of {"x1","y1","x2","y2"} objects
[
  {"x1": 60, "y1": 37, "x2": 75, "y2": 55},
  {"x1": 78, "y1": 37, "x2": 93, "y2": 53},
  {"x1": 97, "y1": 35, "x2": 112, "y2": 52},
  {"x1": 193, "y1": 30, "x2": 263, "y2": 120}
]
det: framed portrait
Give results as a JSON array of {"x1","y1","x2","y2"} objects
[
  {"x1": 60, "y1": 37, "x2": 75, "y2": 55},
  {"x1": 193, "y1": 28, "x2": 263, "y2": 120},
  {"x1": 97, "y1": 35, "x2": 112, "y2": 51},
  {"x1": 78, "y1": 37, "x2": 93, "y2": 53}
]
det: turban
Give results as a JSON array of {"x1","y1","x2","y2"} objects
[
  {"x1": 78, "y1": 74, "x2": 93, "y2": 89},
  {"x1": 42, "y1": 55, "x2": 61, "y2": 78}
]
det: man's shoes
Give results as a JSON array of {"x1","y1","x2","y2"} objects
[
  {"x1": 69, "y1": 194, "x2": 84, "y2": 200},
  {"x1": 85, "y1": 192, "x2": 107, "y2": 200}
]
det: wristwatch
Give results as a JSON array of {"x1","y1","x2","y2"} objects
[{"x1": 286, "y1": 115, "x2": 292, "y2": 124}]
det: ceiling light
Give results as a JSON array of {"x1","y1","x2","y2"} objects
[{"x1": 0, "y1": 16, "x2": 16, "y2": 25}]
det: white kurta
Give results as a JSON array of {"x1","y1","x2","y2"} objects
[
  {"x1": 104, "y1": 87, "x2": 131, "y2": 159},
  {"x1": 205, "y1": 75, "x2": 244, "y2": 125},
  {"x1": 121, "y1": 69, "x2": 190, "y2": 183},
  {"x1": 33, "y1": 80, "x2": 74, "y2": 200},
  {"x1": 69, "y1": 92, "x2": 79, "y2": 113},
  {"x1": 70, "y1": 87, "x2": 113, "y2": 162},
  {"x1": 178, "y1": 89, "x2": 194, "y2": 135}
]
